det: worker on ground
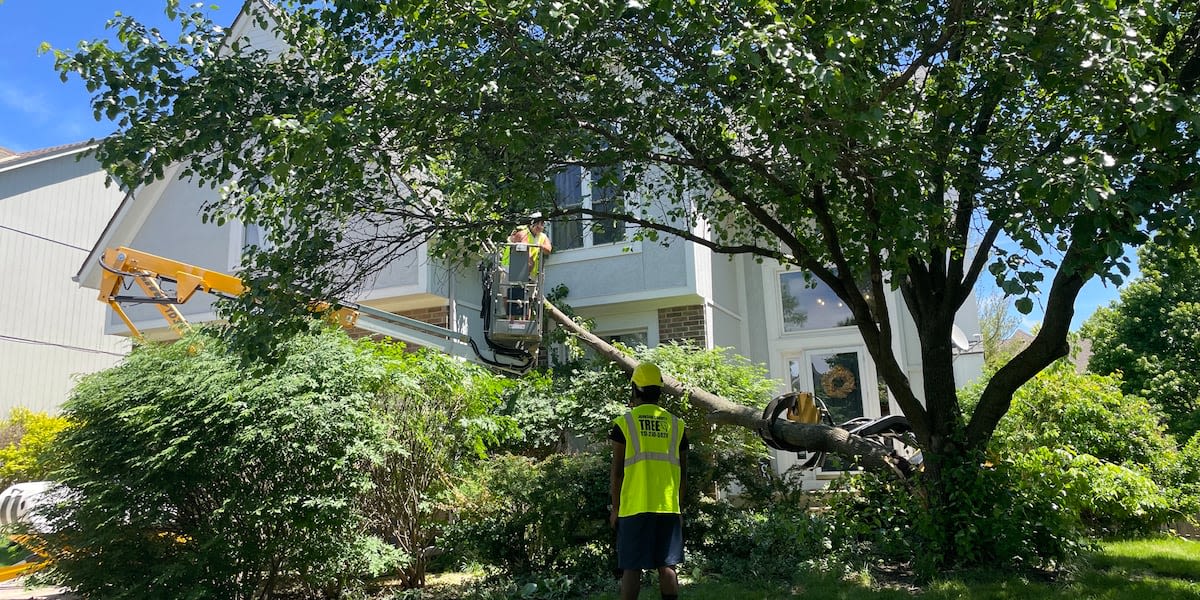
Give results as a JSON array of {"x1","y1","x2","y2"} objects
[{"x1": 609, "y1": 362, "x2": 688, "y2": 600}]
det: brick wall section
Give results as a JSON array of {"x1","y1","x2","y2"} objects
[
  {"x1": 657, "y1": 305, "x2": 706, "y2": 347},
  {"x1": 346, "y1": 305, "x2": 449, "y2": 352},
  {"x1": 398, "y1": 305, "x2": 450, "y2": 329}
]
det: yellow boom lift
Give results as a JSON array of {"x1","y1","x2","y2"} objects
[{"x1": 96, "y1": 244, "x2": 545, "y2": 373}]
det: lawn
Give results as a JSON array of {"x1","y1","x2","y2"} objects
[{"x1": 533, "y1": 537, "x2": 1200, "y2": 599}]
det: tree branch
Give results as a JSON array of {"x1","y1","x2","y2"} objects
[{"x1": 542, "y1": 300, "x2": 912, "y2": 478}]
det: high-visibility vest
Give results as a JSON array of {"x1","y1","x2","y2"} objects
[
  {"x1": 615, "y1": 404, "x2": 684, "y2": 516},
  {"x1": 502, "y1": 227, "x2": 549, "y2": 277}
]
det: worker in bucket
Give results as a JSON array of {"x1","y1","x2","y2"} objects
[
  {"x1": 609, "y1": 362, "x2": 688, "y2": 600},
  {"x1": 505, "y1": 216, "x2": 552, "y2": 278},
  {"x1": 502, "y1": 215, "x2": 552, "y2": 318}
]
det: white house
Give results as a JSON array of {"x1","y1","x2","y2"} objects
[{"x1": 0, "y1": 142, "x2": 130, "y2": 415}]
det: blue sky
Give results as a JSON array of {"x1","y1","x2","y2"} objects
[
  {"x1": 0, "y1": 0, "x2": 233, "y2": 152},
  {"x1": 0, "y1": 1, "x2": 1133, "y2": 331}
]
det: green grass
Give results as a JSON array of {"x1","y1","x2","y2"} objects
[{"x1": 580, "y1": 537, "x2": 1200, "y2": 599}]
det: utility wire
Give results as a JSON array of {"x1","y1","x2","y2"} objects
[
  {"x1": 0, "y1": 224, "x2": 90, "y2": 252},
  {"x1": 0, "y1": 333, "x2": 127, "y2": 357}
]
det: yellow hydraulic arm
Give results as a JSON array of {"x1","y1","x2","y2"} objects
[
  {"x1": 98, "y1": 247, "x2": 247, "y2": 340},
  {"x1": 95, "y1": 246, "x2": 530, "y2": 372}
]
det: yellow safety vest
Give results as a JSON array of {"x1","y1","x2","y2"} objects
[
  {"x1": 502, "y1": 227, "x2": 549, "y2": 277},
  {"x1": 615, "y1": 404, "x2": 684, "y2": 516}
]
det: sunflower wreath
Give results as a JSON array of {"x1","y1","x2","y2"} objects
[{"x1": 820, "y1": 364, "x2": 857, "y2": 399}]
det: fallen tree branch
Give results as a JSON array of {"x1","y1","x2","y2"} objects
[{"x1": 543, "y1": 300, "x2": 912, "y2": 479}]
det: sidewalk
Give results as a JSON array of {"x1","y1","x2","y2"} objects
[{"x1": 0, "y1": 579, "x2": 71, "y2": 600}]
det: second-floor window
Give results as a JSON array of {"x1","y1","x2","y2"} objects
[
  {"x1": 551, "y1": 165, "x2": 627, "y2": 251},
  {"x1": 779, "y1": 271, "x2": 876, "y2": 332}
]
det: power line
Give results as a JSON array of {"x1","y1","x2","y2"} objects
[
  {"x1": 0, "y1": 333, "x2": 127, "y2": 357},
  {"x1": 0, "y1": 224, "x2": 90, "y2": 252}
]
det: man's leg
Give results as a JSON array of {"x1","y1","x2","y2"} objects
[
  {"x1": 657, "y1": 565, "x2": 679, "y2": 598},
  {"x1": 620, "y1": 569, "x2": 641, "y2": 600}
]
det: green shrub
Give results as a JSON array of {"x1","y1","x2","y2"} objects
[
  {"x1": 0, "y1": 408, "x2": 70, "y2": 488},
  {"x1": 439, "y1": 453, "x2": 612, "y2": 581},
  {"x1": 42, "y1": 329, "x2": 389, "y2": 599},
  {"x1": 690, "y1": 500, "x2": 831, "y2": 583},
  {"x1": 962, "y1": 360, "x2": 1195, "y2": 536},
  {"x1": 988, "y1": 361, "x2": 1176, "y2": 467},
  {"x1": 1013, "y1": 447, "x2": 1174, "y2": 536},
  {"x1": 826, "y1": 457, "x2": 1090, "y2": 577},
  {"x1": 363, "y1": 344, "x2": 518, "y2": 587}
]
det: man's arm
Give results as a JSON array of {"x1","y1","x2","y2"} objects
[
  {"x1": 610, "y1": 440, "x2": 624, "y2": 528},
  {"x1": 681, "y1": 436, "x2": 691, "y2": 511}
]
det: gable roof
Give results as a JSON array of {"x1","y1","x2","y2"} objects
[
  {"x1": 75, "y1": 0, "x2": 277, "y2": 290},
  {"x1": 0, "y1": 140, "x2": 99, "y2": 174}
]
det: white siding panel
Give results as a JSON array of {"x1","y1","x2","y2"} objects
[{"x1": 0, "y1": 152, "x2": 130, "y2": 415}]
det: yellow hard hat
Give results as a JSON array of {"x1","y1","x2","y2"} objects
[{"x1": 631, "y1": 362, "x2": 663, "y2": 388}]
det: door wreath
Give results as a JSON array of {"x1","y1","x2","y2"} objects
[{"x1": 820, "y1": 364, "x2": 858, "y2": 399}]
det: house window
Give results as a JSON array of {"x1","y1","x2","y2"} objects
[
  {"x1": 778, "y1": 271, "x2": 874, "y2": 332},
  {"x1": 551, "y1": 165, "x2": 627, "y2": 251},
  {"x1": 552, "y1": 329, "x2": 648, "y2": 366},
  {"x1": 602, "y1": 329, "x2": 648, "y2": 349},
  {"x1": 228, "y1": 220, "x2": 274, "y2": 270},
  {"x1": 242, "y1": 222, "x2": 270, "y2": 251}
]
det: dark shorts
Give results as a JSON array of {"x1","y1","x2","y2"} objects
[{"x1": 616, "y1": 512, "x2": 683, "y2": 570}]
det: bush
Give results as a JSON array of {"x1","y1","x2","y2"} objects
[
  {"x1": 439, "y1": 453, "x2": 612, "y2": 582},
  {"x1": 362, "y1": 344, "x2": 517, "y2": 587},
  {"x1": 1012, "y1": 447, "x2": 1174, "y2": 536},
  {"x1": 690, "y1": 499, "x2": 831, "y2": 583},
  {"x1": 0, "y1": 408, "x2": 70, "y2": 488},
  {"x1": 826, "y1": 457, "x2": 1091, "y2": 577},
  {"x1": 962, "y1": 360, "x2": 1195, "y2": 537},
  {"x1": 988, "y1": 362, "x2": 1176, "y2": 468},
  {"x1": 41, "y1": 329, "x2": 390, "y2": 599}
]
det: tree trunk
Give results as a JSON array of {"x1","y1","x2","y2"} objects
[{"x1": 542, "y1": 300, "x2": 913, "y2": 478}]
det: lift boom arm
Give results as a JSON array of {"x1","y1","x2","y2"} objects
[{"x1": 96, "y1": 246, "x2": 525, "y2": 371}]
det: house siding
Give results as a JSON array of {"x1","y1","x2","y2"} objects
[
  {"x1": 546, "y1": 240, "x2": 689, "y2": 305},
  {"x1": 0, "y1": 152, "x2": 129, "y2": 414}
]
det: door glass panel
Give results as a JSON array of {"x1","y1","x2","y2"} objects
[
  {"x1": 811, "y1": 351, "x2": 864, "y2": 425},
  {"x1": 790, "y1": 351, "x2": 865, "y2": 472}
]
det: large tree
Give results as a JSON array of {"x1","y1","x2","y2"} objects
[
  {"x1": 56, "y1": 0, "x2": 1199, "y2": 566},
  {"x1": 1082, "y1": 238, "x2": 1200, "y2": 440}
]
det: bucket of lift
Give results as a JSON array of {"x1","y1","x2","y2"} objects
[{"x1": 486, "y1": 242, "x2": 545, "y2": 345}]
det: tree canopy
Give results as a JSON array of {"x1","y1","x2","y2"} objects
[
  {"x1": 55, "y1": 0, "x2": 1200, "y2": 567},
  {"x1": 1082, "y1": 238, "x2": 1200, "y2": 439}
]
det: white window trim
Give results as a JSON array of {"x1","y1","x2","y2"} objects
[{"x1": 227, "y1": 220, "x2": 274, "y2": 271}]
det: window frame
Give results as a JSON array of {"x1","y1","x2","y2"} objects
[
  {"x1": 775, "y1": 268, "x2": 877, "y2": 335},
  {"x1": 548, "y1": 165, "x2": 640, "y2": 261},
  {"x1": 227, "y1": 220, "x2": 274, "y2": 271}
]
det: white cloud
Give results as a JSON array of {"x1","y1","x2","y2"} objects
[{"x1": 0, "y1": 87, "x2": 54, "y2": 122}]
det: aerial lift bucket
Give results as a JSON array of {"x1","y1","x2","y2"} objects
[{"x1": 486, "y1": 243, "x2": 545, "y2": 345}]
